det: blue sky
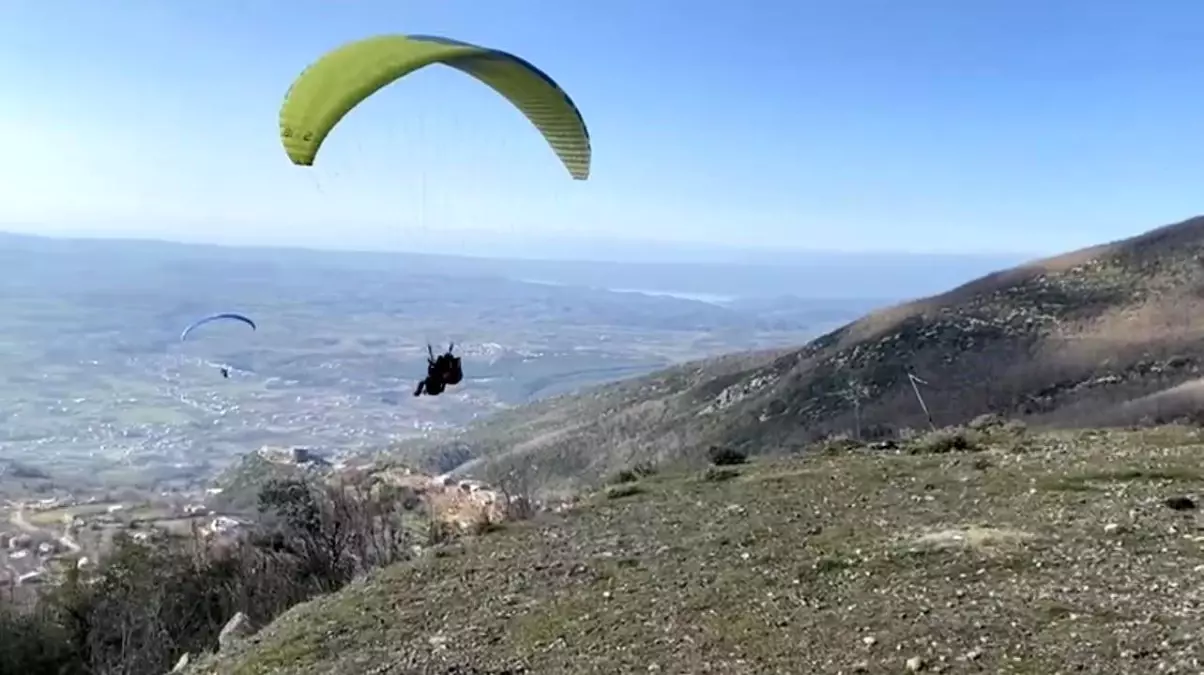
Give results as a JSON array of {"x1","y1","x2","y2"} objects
[{"x1": 1, "y1": 0, "x2": 1202, "y2": 258}]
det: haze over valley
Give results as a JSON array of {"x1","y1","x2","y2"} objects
[{"x1": 0, "y1": 231, "x2": 991, "y2": 496}]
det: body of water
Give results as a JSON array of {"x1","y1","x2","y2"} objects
[{"x1": 518, "y1": 278, "x2": 737, "y2": 305}]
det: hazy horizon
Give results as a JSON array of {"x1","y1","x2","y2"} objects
[
  {"x1": 0, "y1": 227, "x2": 1039, "y2": 302},
  {"x1": 0, "y1": 225, "x2": 1041, "y2": 265}
]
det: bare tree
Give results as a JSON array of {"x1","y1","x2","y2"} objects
[
  {"x1": 840, "y1": 379, "x2": 872, "y2": 440},
  {"x1": 0, "y1": 472, "x2": 427, "y2": 675}
]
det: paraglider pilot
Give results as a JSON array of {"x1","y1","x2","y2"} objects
[{"x1": 414, "y1": 343, "x2": 463, "y2": 397}]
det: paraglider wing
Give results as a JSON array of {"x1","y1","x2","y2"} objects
[
  {"x1": 279, "y1": 34, "x2": 591, "y2": 180},
  {"x1": 179, "y1": 313, "x2": 257, "y2": 342}
]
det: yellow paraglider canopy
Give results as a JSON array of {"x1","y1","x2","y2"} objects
[{"x1": 279, "y1": 34, "x2": 591, "y2": 180}]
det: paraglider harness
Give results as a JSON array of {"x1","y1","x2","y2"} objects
[{"x1": 413, "y1": 343, "x2": 463, "y2": 397}]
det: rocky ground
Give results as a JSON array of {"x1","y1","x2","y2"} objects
[{"x1": 191, "y1": 423, "x2": 1204, "y2": 674}]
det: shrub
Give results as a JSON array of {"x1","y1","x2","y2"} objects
[
  {"x1": 967, "y1": 413, "x2": 1006, "y2": 431},
  {"x1": 908, "y1": 427, "x2": 983, "y2": 454},
  {"x1": 0, "y1": 475, "x2": 420, "y2": 675},
  {"x1": 707, "y1": 445, "x2": 747, "y2": 466},
  {"x1": 605, "y1": 483, "x2": 644, "y2": 500},
  {"x1": 703, "y1": 466, "x2": 741, "y2": 483},
  {"x1": 0, "y1": 601, "x2": 78, "y2": 674},
  {"x1": 611, "y1": 461, "x2": 658, "y2": 484}
]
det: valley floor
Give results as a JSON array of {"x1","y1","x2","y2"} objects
[{"x1": 195, "y1": 426, "x2": 1204, "y2": 674}]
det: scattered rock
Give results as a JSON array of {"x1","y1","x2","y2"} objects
[
  {"x1": 429, "y1": 633, "x2": 450, "y2": 653},
  {"x1": 218, "y1": 612, "x2": 255, "y2": 652},
  {"x1": 1164, "y1": 496, "x2": 1196, "y2": 511},
  {"x1": 909, "y1": 526, "x2": 1035, "y2": 551},
  {"x1": 905, "y1": 655, "x2": 926, "y2": 671}
]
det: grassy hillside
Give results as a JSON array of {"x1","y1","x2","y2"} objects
[
  {"x1": 191, "y1": 424, "x2": 1204, "y2": 674},
  {"x1": 402, "y1": 215, "x2": 1204, "y2": 494},
  {"x1": 395, "y1": 348, "x2": 790, "y2": 494}
]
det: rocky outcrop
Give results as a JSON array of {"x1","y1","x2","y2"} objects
[
  {"x1": 217, "y1": 611, "x2": 255, "y2": 653},
  {"x1": 377, "y1": 468, "x2": 529, "y2": 530}
]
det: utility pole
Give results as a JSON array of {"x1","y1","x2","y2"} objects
[{"x1": 907, "y1": 371, "x2": 936, "y2": 430}]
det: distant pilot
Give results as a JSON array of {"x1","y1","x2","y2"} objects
[{"x1": 413, "y1": 343, "x2": 462, "y2": 397}]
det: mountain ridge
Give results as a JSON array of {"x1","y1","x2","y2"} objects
[{"x1": 400, "y1": 215, "x2": 1204, "y2": 494}]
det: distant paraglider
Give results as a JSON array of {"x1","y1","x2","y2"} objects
[
  {"x1": 179, "y1": 313, "x2": 257, "y2": 343},
  {"x1": 179, "y1": 313, "x2": 257, "y2": 379},
  {"x1": 279, "y1": 33, "x2": 591, "y2": 180}
]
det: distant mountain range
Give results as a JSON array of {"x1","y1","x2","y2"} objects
[{"x1": 0, "y1": 229, "x2": 1027, "y2": 301}]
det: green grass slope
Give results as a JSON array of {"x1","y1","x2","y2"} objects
[
  {"x1": 396, "y1": 348, "x2": 790, "y2": 494},
  {"x1": 190, "y1": 425, "x2": 1204, "y2": 674}
]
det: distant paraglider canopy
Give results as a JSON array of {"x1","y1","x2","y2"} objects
[
  {"x1": 179, "y1": 313, "x2": 257, "y2": 343},
  {"x1": 279, "y1": 33, "x2": 591, "y2": 180}
]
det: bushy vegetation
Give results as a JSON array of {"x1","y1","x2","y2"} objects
[
  {"x1": 906, "y1": 426, "x2": 983, "y2": 454},
  {"x1": 0, "y1": 476, "x2": 423, "y2": 675},
  {"x1": 707, "y1": 445, "x2": 748, "y2": 466},
  {"x1": 610, "y1": 462, "x2": 658, "y2": 485}
]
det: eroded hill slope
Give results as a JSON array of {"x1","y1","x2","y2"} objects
[{"x1": 407, "y1": 216, "x2": 1204, "y2": 494}]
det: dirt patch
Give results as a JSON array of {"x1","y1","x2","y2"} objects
[{"x1": 906, "y1": 525, "x2": 1038, "y2": 551}]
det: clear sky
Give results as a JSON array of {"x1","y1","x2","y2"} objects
[{"x1": 1, "y1": 0, "x2": 1202, "y2": 257}]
